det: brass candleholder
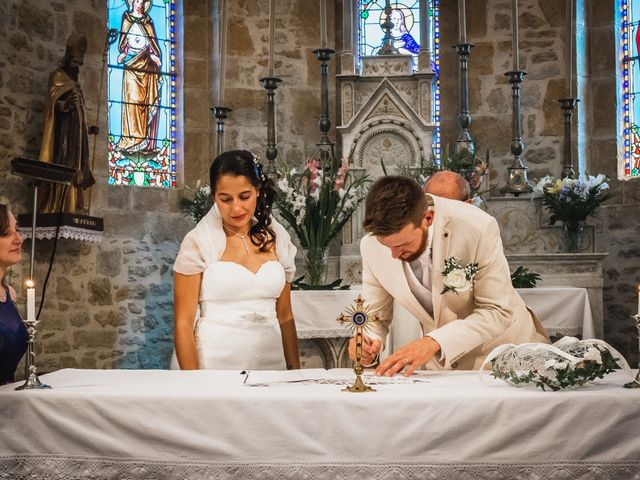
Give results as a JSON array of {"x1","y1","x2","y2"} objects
[
  {"x1": 337, "y1": 295, "x2": 382, "y2": 393},
  {"x1": 624, "y1": 314, "x2": 640, "y2": 389}
]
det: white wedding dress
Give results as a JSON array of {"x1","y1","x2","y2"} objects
[
  {"x1": 171, "y1": 205, "x2": 297, "y2": 371},
  {"x1": 193, "y1": 260, "x2": 286, "y2": 370}
]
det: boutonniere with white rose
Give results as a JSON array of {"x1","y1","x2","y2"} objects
[{"x1": 441, "y1": 257, "x2": 479, "y2": 294}]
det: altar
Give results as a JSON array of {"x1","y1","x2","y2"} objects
[{"x1": 1, "y1": 368, "x2": 638, "y2": 479}]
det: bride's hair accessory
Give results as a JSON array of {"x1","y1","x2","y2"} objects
[{"x1": 250, "y1": 153, "x2": 267, "y2": 183}]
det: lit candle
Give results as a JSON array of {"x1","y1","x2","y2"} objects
[
  {"x1": 512, "y1": 0, "x2": 520, "y2": 71},
  {"x1": 637, "y1": 285, "x2": 640, "y2": 317},
  {"x1": 320, "y1": 0, "x2": 328, "y2": 49},
  {"x1": 26, "y1": 280, "x2": 35, "y2": 321},
  {"x1": 458, "y1": 0, "x2": 467, "y2": 44},
  {"x1": 268, "y1": 0, "x2": 275, "y2": 77},
  {"x1": 566, "y1": 0, "x2": 573, "y2": 97}
]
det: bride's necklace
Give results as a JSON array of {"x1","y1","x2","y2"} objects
[{"x1": 223, "y1": 224, "x2": 251, "y2": 254}]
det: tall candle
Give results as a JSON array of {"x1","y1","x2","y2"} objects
[
  {"x1": 219, "y1": 0, "x2": 228, "y2": 104},
  {"x1": 458, "y1": 0, "x2": 467, "y2": 44},
  {"x1": 320, "y1": 0, "x2": 328, "y2": 49},
  {"x1": 637, "y1": 285, "x2": 640, "y2": 316},
  {"x1": 268, "y1": 0, "x2": 275, "y2": 77},
  {"x1": 566, "y1": 0, "x2": 573, "y2": 97},
  {"x1": 512, "y1": 0, "x2": 520, "y2": 71},
  {"x1": 26, "y1": 280, "x2": 35, "y2": 321}
]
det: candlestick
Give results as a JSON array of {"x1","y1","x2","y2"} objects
[
  {"x1": 320, "y1": 0, "x2": 328, "y2": 49},
  {"x1": 637, "y1": 285, "x2": 640, "y2": 316},
  {"x1": 458, "y1": 0, "x2": 467, "y2": 44},
  {"x1": 268, "y1": 0, "x2": 275, "y2": 77},
  {"x1": 26, "y1": 280, "x2": 35, "y2": 321},
  {"x1": 512, "y1": 0, "x2": 520, "y2": 71}
]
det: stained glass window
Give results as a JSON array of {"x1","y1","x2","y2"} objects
[
  {"x1": 621, "y1": 0, "x2": 640, "y2": 177},
  {"x1": 358, "y1": 0, "x2": 422, "y2": 58},
  {"x1": 357, "y1": 0, "x2": 441, "y2": 158},
  {"x1": 107, "y1": 0, "x2": 177, "y2": 188}
]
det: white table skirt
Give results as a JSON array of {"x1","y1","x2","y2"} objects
[
  {"x1": 292, "y1": 286, "x2": 595, "y2": 343},
  {"x1": 1, "y1": 368, "x2": 638, "y2": 479}
]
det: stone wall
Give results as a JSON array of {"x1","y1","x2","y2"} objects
[
  {"x1": 222, "y1": 0, "x2": 337, "y2": 162},
  {"x1": 438, "y1": 0, "x2": 567, "y2": 192}
]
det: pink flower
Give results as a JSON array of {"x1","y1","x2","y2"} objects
[{"x1": 334, "y1": 159, "x2": 349, "y2": 191}]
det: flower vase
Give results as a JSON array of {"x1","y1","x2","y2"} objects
[
  {"x1": 564, "y1": 220, "x2": 585, "y2": 253},
  {"x1": 302, "y1": 247, "x2": 329, "y2": 287}
]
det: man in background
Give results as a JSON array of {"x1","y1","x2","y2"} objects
[{"x1": 423, "y1": 171, "x2": 472, "y2": 203}]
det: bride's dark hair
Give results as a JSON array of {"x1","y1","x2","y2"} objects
[{"x1": 209, "y1": 150, "x2": 276, "y2": 252}]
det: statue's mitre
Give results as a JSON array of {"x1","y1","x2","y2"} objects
[{"x1": 65, "y1": 33, "x2": 88, "y2": 56}]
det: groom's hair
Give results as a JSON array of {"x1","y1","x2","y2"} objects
[{"x1": 363, "y1": 176, "x2": 428, "y2": 236}]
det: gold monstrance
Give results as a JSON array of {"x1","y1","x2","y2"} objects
[{"x1": 337, "y1": 295, "x2": 382, "y2": 393}]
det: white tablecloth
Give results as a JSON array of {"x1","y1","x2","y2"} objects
[
  {"x1": 1, "y1": 368, "x2": 638, "y2": 479},
  {"x1": 292, "y1": 286, "x2": 595, "y2": 342}
]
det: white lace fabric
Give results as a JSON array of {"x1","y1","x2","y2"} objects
[
  {"x1": 1, "y1": 456, "x2": 638, "y2": 479},
  {"x1": 480, "y1": 337, "x2": 633, "y2": 389}
]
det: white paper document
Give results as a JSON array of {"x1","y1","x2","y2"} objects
[{"x1": 244, "y1": 368, "x2": 430, "y2": 386}]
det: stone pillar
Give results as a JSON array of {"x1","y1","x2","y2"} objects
[
  {"x1": 417, "y1": 0, "x2": 433, "y2": 73},
  {"x1": 341, "y1": 0, "x2": 357, "y2": 74}
]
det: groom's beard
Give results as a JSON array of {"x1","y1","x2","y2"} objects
[{"x1": 400, "y1": 227, "x2": 429, "y2": 263}]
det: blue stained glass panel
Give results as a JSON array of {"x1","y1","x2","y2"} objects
[{"x1": 107, "y1": 0, "x2": 176, "y2": 188}]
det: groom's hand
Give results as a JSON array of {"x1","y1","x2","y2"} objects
[
  {"x1": 348, "y1": 335, "x2": 381, "y2": 366},
  {"x1": 376, "y1": 336, "x2": 441, "y2": 377}
]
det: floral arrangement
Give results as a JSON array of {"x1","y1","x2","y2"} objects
[
  {"x1": 441, "y1": 257, "x2": 478, "y2": 294},
  {"x1": 275, "y1": 158, "x2": 369, "y2": 250},
  {"x1": 531, "y1": 174, "x2": 613, "y2": 224},
  {"x1": 487, "y1": 338, "x2": 624, "y2": 391},
  {"x1": 275, "y1": 157, "x2": 369, "y2": 287},
  {"x1": 177, "y1": 180, "x2": 213, "y2": 223}
]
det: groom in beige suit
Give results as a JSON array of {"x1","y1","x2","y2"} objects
[{"x1": 350, "y1": 176, "x2": 549, "y2": 375}]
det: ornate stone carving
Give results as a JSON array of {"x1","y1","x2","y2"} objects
[
  {"x1": 362, "y1": 55, "x2": 413, "y2": 76},
  {"x1": 342, "y1": 83, "x2": 354, "y2": 123},
  {"x1": 353, "y1": 84, "x2": 377, "y2": 113},
  {"x1": 393, "y1": 82, "x2": 418, "y2": 107},
  {"x1": 359, "y1": 129, "x2": 415, "y2": 171},
  {"x1": 339, "y1": 256, "x2": 363, "y2": 285},
  {"x1": 420, "y1": 80, "x2": 431, "y2": 122},
  {"x1": 365, "y1": 94, "x2": 406, "y2": 122}
]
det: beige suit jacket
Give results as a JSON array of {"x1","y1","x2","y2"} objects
[{"x1": 361, "y1": 194, "x2": 549, "y2": 370}]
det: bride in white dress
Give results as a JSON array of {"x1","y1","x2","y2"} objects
[{"x1": 172, "y1": 150, "x2": 300, "y2": 370}]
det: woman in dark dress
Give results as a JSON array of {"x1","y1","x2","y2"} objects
[{"x1": 0, "y1": 204, "x2": 27, "y2": 385}]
